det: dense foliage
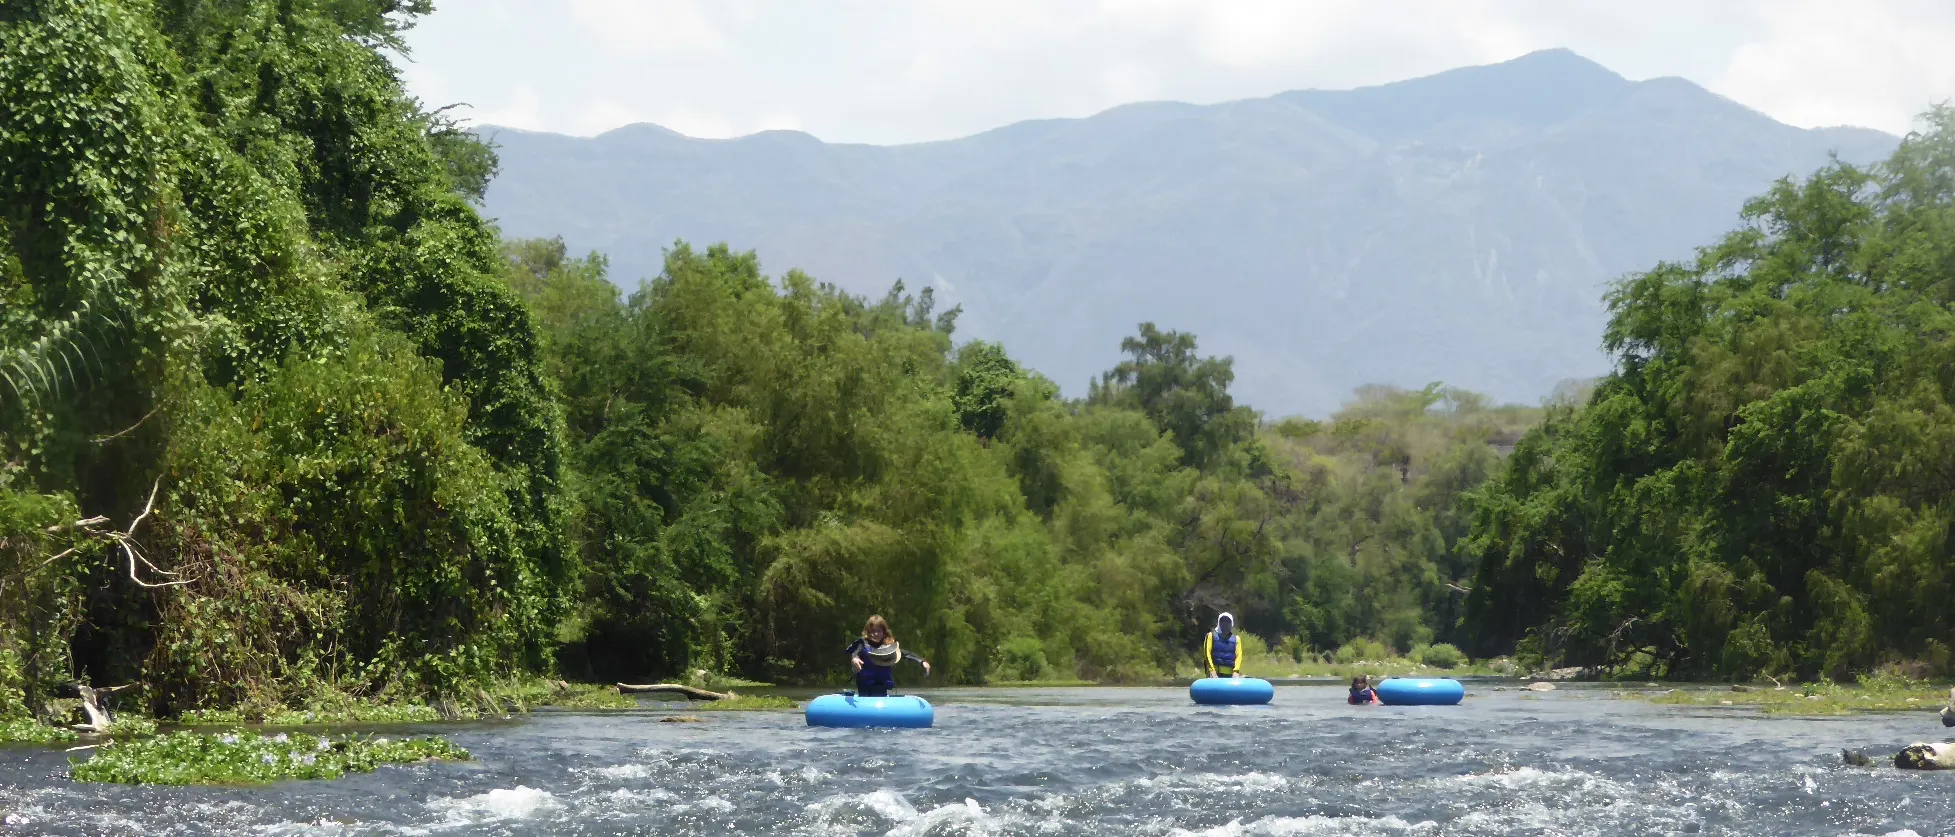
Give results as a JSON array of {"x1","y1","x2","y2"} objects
[
  {"x1": 2, "y1": 0, "x2": 564, "y2": 722},
  {"x1": 12, "y1": 1, "x2": 1938, "y2": 729},
  {"x1": 502, "y1": 239, "x2": 1540, "y2": 684},
  {"x1": 1464, "y1": 109, "x2": 1955, "y2": 681}
]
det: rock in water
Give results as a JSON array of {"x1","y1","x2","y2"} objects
[
  {"x1": 1894, "y1": 742, "x2": 1955, "y2": 770},
  {"x1": 1841, "y1": 748, "x2": 1873, "y2": 767},
  {"x1": 1525, "y1": 682, "x2": 1556, "y2": 692}
]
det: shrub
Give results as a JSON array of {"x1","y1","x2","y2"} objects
[
  {"x1": 994, "y1": 636, "x2": 1051, "y2": 682},
  {"x1": 1333, "y1": 637, "x2": 1394, "y2": 665},
  {"x1": 1416, "y1": 643, "x2": 1465, "y2": 669}
]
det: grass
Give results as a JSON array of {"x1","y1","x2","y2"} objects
[
  {"x1": 687, "y1": 672, "x2": 774, "y2": 690},
  {"x1": 1639, "y1": 678, "x2": 1955, "y2": 716},
  {"x1": 174, "y1": 679, "x2": 637, "y2": 728},
  {"x1": 690, "y1": 694, "x2": 797, "y2": 711},
  {"x1": 70, "y1": 730, "x2": 468, "y2": 785}
]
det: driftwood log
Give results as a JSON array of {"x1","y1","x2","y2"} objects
[
  {"x1": 615, "y1": 683, "x2": 733, "y2": 701},
  {"x1": 1894, "y1": 741, "x2": 1955, "y2": 770}
]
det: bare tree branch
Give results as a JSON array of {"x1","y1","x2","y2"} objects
[
  {"x1": 116, "y1": 479, "x2": 193, "y2": 588},
  {"x1": 44, "y1": 516, "x2": 110, "y2": 534},
  {"x1": 91, "y1": 402, "x2": 164, "y2": 444}
]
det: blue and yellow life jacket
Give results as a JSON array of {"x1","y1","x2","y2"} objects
[{"x1": 1203, "y1": 629, "x2": 1240, "y2": 675}]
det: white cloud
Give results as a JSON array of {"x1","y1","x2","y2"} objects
[
  {"x1": 565, "y1": 0, "x2": 738, "y2": 52},
  {"x1": 575, "y1": 99, "x2": 642, "y2": 136},
  {"x1": 756, "y1": 114, "x2": 804, "y2": 133},
  {"x1": 657, "y1": 107, "x2": 737, "y2": 140},
  {"x1": 400, "y1": 0, "x2": 1955, "y2": 143},
  {"x1": 474, "y1": 84, "x2": 546, "y2": 132},
  {"x1": 1713, "y1": 0, "x2": 1955, "y2": 131}
]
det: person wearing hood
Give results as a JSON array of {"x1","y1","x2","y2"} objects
[
  {"x1": 846, "y1": 614, "x2": 930, "y2": 697},
  {"x1": 1203, "y1": 612, "x2": 1245, "y2": 679}
]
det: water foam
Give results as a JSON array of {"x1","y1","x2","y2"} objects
[
  {"x1": 424, "y1": 785, "x2": 563, "y2": 824},
  {"x1": 1168, "y1": 813, "x2": 1440, "y2": 837}
]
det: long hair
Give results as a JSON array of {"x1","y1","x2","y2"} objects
[{"x1": 862, "y1": 614, "x2": 896, "y2": 645}]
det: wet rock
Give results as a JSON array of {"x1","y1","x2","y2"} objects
[
  {"x1": 1842, "y1": 748, "x2": 1874, "y2": 767},
  {"x1": 659, "y1": 716, "x2": 704, "y2": 724},
  {"x1": 1526, "y1": 682, "x2": 1556, "y2": 692},
  {"x1": 1894, "y1": 741, "x2": 1955, "y2": 770},
  {"x1": 1729, "y1": 684, "x2": 1751, "y2": 693}
]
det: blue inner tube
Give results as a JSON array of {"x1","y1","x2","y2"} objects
[
  {"x1": 1375, "y1": 677, "x2": 1464, "y2": 706},
  {"x1": 804, "y1": 694, "x2": 934, "y2": 728},
  {"x1": 1190, "y1": 677, "x2": 1274, "y2": 705}
]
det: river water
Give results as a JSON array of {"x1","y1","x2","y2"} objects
[{"x1": 2, "y1": 684, "x2": 1950, "y2": 836}]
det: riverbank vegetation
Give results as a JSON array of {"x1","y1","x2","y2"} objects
[
  {"x1": 4, "y1": 0, "x2": 1953, "y2": 749},
  {"x1": 1463, "y1": 107, "x2": 1955, "y2": 685}
]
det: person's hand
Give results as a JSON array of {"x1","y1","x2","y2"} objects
[
  {"x1": 851, "y1": 657, "x2": 863, "y2": 672},
  {"x1": 922, "y1": 661, "x2": 932, "y2": 676},
  {"x1": 1232, "y1": 672, "x2": 1242, "y2": 679}
]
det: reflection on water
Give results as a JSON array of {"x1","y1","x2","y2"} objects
[{"x1": 2, "y1": 685, "x2": 1950, "y2": 835}]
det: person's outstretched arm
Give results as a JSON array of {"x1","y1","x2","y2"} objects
[{"x1": 902, "y1": 650, "x2": 932, "y2": 675}]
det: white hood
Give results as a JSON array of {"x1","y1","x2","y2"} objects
[{"x1": 1214, "y1": 612, "x2": 1234, "y2": 636}]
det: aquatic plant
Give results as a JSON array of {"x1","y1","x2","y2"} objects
[
  {"x1": 0, "y1": 716, "x2": 77, "y2": 745},
  {"x1": 70, "y1": 731, "x2": 468, "y2": 785},
  {"x1": 176, "y1": 704, "x2": 444, "y2": 726}
]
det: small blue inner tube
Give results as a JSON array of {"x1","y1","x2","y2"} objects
[
  {"x1": 1189, "y1": 677, "x2": 1274, "y2": 705},
  {"x1": 1375, "y1": 677, "x2": 1464, "y2": 706},
  {"x1": 804, "y1": 694, "x2": 935, "y2": 728}
]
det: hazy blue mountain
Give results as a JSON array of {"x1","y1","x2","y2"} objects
[{"x1": 479, "y1": 49, "x2": 1898, "y2": 417}]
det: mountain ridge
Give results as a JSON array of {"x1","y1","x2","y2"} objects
[{"x1": 476, "y1": 49, "x2": 1900, "y2": 417}]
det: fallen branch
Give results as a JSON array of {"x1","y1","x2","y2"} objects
[
  {"x1": 615, "y1": 683, "x2": 732, "y2": 701},
  {"x1": 71, "y1": 683, "x2": 138, "y2": 734}
]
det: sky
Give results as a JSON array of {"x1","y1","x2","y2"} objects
[{"x1": 396, "y1": 0, "x2": 1955, "y2": 145}]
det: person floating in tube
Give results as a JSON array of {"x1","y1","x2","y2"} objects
[
  {"x1": 1202, "y1": 612, "x2": 1244, "y2": 679},
  {"x1": 1348, "y1": 674, "x2": 1382, "y2": 705},
  {"x1": 846, "y1": 614, "x2": 930, "y2": 697}
]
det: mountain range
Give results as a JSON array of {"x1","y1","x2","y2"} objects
[{"x1": 477, "y1": 49, "x2": 1899, "y2": 417}]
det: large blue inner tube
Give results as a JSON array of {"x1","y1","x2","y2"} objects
[
  {"x1": 804, "y1": 694, "x2": 934, "y2": 728},
  {"x1": 1190, "y1": 677, "x2": 1274, "y2": 705},
  {"x1": 1375, "y1": 677, "x2": 1464, "y2": 706}
]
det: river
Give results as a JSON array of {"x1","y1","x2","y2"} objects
[{"x1": 1, "y1": 684, "x2": 1949, "y2": 835}]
